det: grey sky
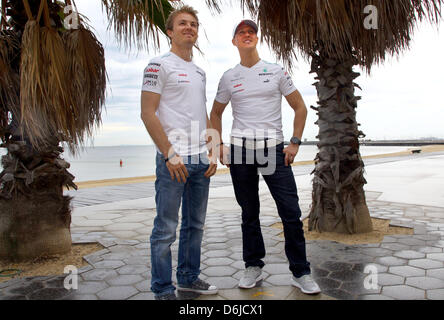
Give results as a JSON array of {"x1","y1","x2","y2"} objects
[{"x1": 76, "y1": 1, "x2": 444, "y2": 146}]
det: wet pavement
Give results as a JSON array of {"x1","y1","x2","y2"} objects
[{"x1": 1, "y1": 151, "x2": 443, "y2": 300}]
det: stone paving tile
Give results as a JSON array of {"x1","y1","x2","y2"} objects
[
  {"x1": 427, "y1": 253, "x2": 444, "y2": 261},
  {"x1": 393, "y1": 250, "x2": 426, "y2": 260},
  {"x1": 134, "y1": 280, "x2": 150, "y2": 292},
  {"x1": 388, "y1": 266, "x2": 426, "y2": 277},
  {"x1": 408, "y1": 258, "x2": 444, "y2": 269},
  {"x1": 129, "y1": 292, "x2": 155, "y2": 300},
  {"x1": 106, "y1": 275, "x2": 144, "y2": 286},
  {"x1": 81, "y1": 269, "x2": 119, "y2": 281},
  {"x1": 328, "y1": 270, "x2": 364, "y2": 283},
  {"x1": 314, "y1": 277, "x2": 341, "y2": 290},
  {"x1": 380, "y1": 243, "x2": 411, "y2": 251},
  {"x1": 70, "y1": 294, "x2": 99, "y2": 300},
  {"x1": 265, "y1": 274, "x2": 292, "y2": 286},
  {"x1": 205, "y1": 258, "x2": 234, "y2": 266},
  {"x1": 376, "y1": 256, "x2": 408, "y2": 266},
  {"x1": 321, "y1": 289, "x2": 355, "y2": 300},
  {"x1": 405, "y1": 276, "x2": 444, "y2": 290},
  {"x1": 116, "y1": 265, "x2": 149, "y2": 275},
  {"x1": 76, "y1": 281, "x2": 109, "y2": 295},
  {"x1": 320, "y1": 261, "x2": 353, "y2": 272},
  {"x1": 92, "y1": 260, "x2": 126, "y2": 269},
  {"x1": 203, "y1": 277, "x2": 239, "y2": 290},
  {"x1": 426, "y1": 268, "x2": 444, "y2": 280},
  {"x1": 382, "y1": 285, "x2": 426, "y2": 300},
  {"x1": 427, "y1": 289, "x2": 444, "y2": 300},
  {"x1": 96, "y1": 286, "x2": 138, "y2": 300},
  {"x1": 413, "y1": 246, "x2": 443, "y2": 254},
  {"x1": 376, "y1": 273, "x2": 405, "y2": 286},
  {"x1": 204, "y1": 249, "x2": 233, "y2": 258},
  {"x1": 263, "y1": 263, "x2": 291, "y2": 275},
  {"x1": 202, "y1": 266, "x2": 237, "y2": 277},
  {"x1": 221, "y1": 286, "x2": 293, "y2": 300},
  {"x1": 359, "y1": 294, "x2": 394, "y2": 300}
]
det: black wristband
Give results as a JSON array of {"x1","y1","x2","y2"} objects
[{"x1": 164, "y1": 152, "x2": 177, "y2": 163}]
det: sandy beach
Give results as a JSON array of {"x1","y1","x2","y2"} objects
[{"x1": 72, "y1": 144, "x2": 444, "y2": 190}]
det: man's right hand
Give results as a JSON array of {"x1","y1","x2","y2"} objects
[
  {"x1": 166, "y1": 154, "x2": 189, "y2": 183},
  {"x1": 219, "y1": 144, "x2": 230, "y2": 167}
]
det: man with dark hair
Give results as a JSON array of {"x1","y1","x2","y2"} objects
[
  {"x1": 210, "y1": 20, "x2": 321, "y2": 295},
  {"x1": 141, "y1": 5, "x2": 218, "y2": 300}
]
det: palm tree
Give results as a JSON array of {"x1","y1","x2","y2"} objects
[
  {"x1": 0, "y1": 0, "x2": 173, "y2": 260},
  {"x1": 209, "y1": 0, "x2": 442, "y2": 234}
]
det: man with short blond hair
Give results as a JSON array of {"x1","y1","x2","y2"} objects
[
  {"x1": 141, "y1": 5, "x2": 217, "y2": 300},
  {"x1": 165, "y1": 5, "x2": 199, "y2": 32}
]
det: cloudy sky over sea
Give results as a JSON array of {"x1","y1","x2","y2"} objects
[{"x1": 75, "y1": 1, "x2": 444, "y2": 147}]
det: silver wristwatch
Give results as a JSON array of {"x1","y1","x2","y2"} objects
[{"x1": 290, "y1": 136, "x2": 302, "y2": 145}]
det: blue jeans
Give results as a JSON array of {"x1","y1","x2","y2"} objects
[
  {"x1": 150, "y1": 152, "x2": 210, "y2": 296},
  {"x1": 229, "y1": 142, "x2": 311, "y2": 278}
]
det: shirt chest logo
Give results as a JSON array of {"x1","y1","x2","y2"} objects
[
  {"x1": 177, "y1": 73, "x2": 190, "y2": 84},
  {"x1": 232, "y1": 83, "x2": 244, "y2": 94}
]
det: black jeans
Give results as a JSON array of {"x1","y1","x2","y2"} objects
[{"x1": 229, "y1": 142, "x2": 311, "y2": 278}]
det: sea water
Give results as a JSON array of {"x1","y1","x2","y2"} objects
[{"x1": 0, "y1": 144, "x2": 413, "y2": 182}]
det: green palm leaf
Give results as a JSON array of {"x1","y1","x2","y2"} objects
[{"x1": 101, "y1": 0, "x2": 175, "y2": 50}]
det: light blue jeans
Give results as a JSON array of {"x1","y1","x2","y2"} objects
[{"x1": 150, "y1": 152, "x2": 210, "y2": 297}]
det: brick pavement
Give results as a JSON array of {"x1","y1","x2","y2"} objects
[{"x1": 1, "y1": 152, "x2": 444, "y2": 300}]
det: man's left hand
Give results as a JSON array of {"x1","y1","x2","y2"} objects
[
  {"x1": 205, "y1": 151, "x2": 218, "y2": 178},
  {"x1": 283, "y1": 144, "x2": 299, "y2": 166}
]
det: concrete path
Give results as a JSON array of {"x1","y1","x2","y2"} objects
[{"x1": 1, "y1": 151, "x2": 443, "y2": 300}]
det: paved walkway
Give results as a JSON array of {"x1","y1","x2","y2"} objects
[{"x1": 1, "y1": 151, "x2": 444, "y2": 300}]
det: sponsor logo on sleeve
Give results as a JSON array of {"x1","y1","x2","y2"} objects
[
  {"x1": 144, "y1": 74, "x2": 158, "y2": 79},
  {"x1": 144, "y1": 80, "x2": 158, "y2": 86}
]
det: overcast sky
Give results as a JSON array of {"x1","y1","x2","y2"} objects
[{"x1": 75, "y1": 1, "x2": 444, "y2": 147}]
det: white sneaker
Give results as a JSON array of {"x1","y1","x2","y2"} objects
[
  {"x1": 291, "y1": 274, "x2": 321, "y2": 294},
  {"x1": 239, "y1": 266, "x2": 263, "y2": 289}
]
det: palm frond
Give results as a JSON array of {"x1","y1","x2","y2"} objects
[
  {"x1": 19, "y1": 19, "x2": 51, "y2": 146},
  {"x1": 240, "y1": 0, "x2": 443, "y2": 72},
  {"x1": 0, "y1": 30, "x2": 20, "y2": 138},
  {"x1": 204, "y1": 0, "x2": 223, "y2": 13},
  {"x1": 17, "y1": 1, "x2": 107, "y2": 153},
  {"x1": 101, "y1": 0, "x2": 174, "y2": 50},
  {"x1": 63, "y1": 25, "x2": 106, "y2": 154},
  {"x1": 1, "y1": 0, "x2": 7, "y2": 28}
]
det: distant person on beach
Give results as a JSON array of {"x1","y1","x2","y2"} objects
[
  {"x1": 140, "y1": 5, "x2": 218, "y2": 300},
  {"x1": 210, "y1": 20, "x2": 321, "y2": 294}
]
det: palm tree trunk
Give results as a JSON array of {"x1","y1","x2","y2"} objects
[
  {"x1": 308, "y1": 48, "x2": 373, "y2": 234},
  {"x1": 0, "y1": 137, "x2": 76, "y2": 261},
  {"x1": 0, "y1": 1, "x2": 77, "y2": 261}
]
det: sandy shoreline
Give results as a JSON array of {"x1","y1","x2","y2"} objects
[{"x1": 71, "y1": 145, "x2": 444, "y2": 190}]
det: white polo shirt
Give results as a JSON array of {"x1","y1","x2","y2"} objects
[
  {"x1": 215, "y1": 60, "x2": 297, "y2": 141},
  {"x1": 142, "y1": 52, "x2": 208, "y2": 156}
]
